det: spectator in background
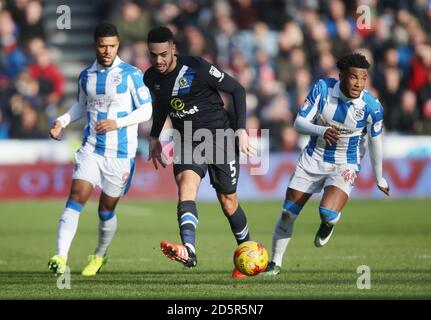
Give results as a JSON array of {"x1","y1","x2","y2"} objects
[
  {"x1": 27, "y1": 48, "x2": 64, "y2": 124},
  {"x1": 214, "y1": 13, "x2": 241, "y2": 68},
  {"x1": 392, "y1": 90, "x2": 421, "y2": 134},
  {"x1": 7, "y1": 72, "x2": 46, "y2": 139},
  {"x1": 19, "y1": 0, "x2": 45, "y2": 43},
  {"x1": 418, "y1": 68, "x2": 431, "y2": 126},
  {"x1": 280, "y1": 125, "x2": 300, "y2": 152},
  {"x1": 113, "y1": 1, "x2": 150, "y2": 45},
  {"x1": 409, "y1": 44, "x2": 431, "y2": 93},
  {"x1": 0, "y1": 10, "x2": 28, "y2": 79},
  {"x1": 229, "y1": 0, "x2": 257, "y2": 30},
  {"x1": 379, "y1": 67, "x2": 402, "y2": 131},
  {"x1": 276, "y1": 22, "x2": 304, "y2": 89}
]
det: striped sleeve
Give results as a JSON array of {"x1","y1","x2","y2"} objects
[
  {"x1": 129, "y1": 69, "x2": 152, "y2": 109},
  {"x1": 298, "y1": 80, "x2": 322, "y2": 121}
]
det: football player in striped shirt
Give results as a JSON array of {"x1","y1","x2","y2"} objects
[
  {"x1": 47, "y1": 22, "x2": 152, "y2": 276},
  {"x1": 263, "y1": 53, "x2": 390, "y2": 276}
]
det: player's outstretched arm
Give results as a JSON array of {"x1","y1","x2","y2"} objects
[
  {"x1": 50, "y1": 102, "x2": 86, "y2": 140},
  {"x1": 368, "y1": 134, "x2": 390, "y2": 196}
]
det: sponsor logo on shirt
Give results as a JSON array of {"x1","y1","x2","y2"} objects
[
  {"x1": 170, "y1": 106, "x2": 200, "y2": 118},
  {"x1": 170, "y1": 98, "x2": 185, "y2": 111}
]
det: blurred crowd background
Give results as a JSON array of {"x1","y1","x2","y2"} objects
[{"x1": 1, "y1": 0, "x2": 431, "y2": 153}]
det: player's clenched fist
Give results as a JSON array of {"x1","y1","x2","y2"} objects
[
  {"x1": 49, "y1": 120, "x2": 63, "y2": 141},
  {"x1": 323, "y1": 127, "x2": 340, "y2": 146}
]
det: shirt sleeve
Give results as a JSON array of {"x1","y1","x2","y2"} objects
[
  {"x1": 56, "y1": 75, "x2": 86, "y2": 128},
  {"x1": 195, "y1": 57, "x2": 246, "y2": 129},
  {"x1": 367, "y1": 100, "x2": 384, "y2": 137},
  {"x1": 294, "y1": 80, "x2": 329, "y2": 136},
  {"x1": 297, "y1": 80, "x2": 323, "y2": 121},
  {"x1": 367, "y1": 100, "x2": 385, "y2": 184},
  {"x1": 144, "y1": 72, "x2": 169, "y2": 138},
  {"x1": 129, "y1": 69, "x2": 152, "y2": 109}
]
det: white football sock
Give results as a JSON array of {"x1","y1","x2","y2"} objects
[
  {"x1": 271, "y1": 211, "x2": 297, "y2": 267},
  {"x1": 95, "y1": 214, "x2": 117, "y2": 257},
  {"x1": 57, "y1": 207, "x2": 81, "y2": 259}
]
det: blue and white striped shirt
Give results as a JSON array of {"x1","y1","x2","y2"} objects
[
  {"x1": 77, "y1": 57, "x2": 152, "y2": 159},
  {"x1": 298, "y1": 78, "x2": 384, "y2": 165}
]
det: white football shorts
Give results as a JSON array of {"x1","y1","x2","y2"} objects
[
  {"x1": 288, "y1": 151, "x2": 359, "y2": 196},
  {"x1": 72, "y1": 148, "x2": 135, "y2": 198}
]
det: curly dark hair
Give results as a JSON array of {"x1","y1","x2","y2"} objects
[
  {"x1": 336, "y1": 53, "x2": 370, "y2": 71},
  {"x1": 147, "y1": 26, "x2": 174, "y2": 44},
  {"x1": 94, "y1": 21, "x2": 119, "y2": 41}
]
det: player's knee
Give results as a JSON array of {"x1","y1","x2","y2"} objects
[
  {"x1": 98, "y1": 210, "x2": 116, "y2": 221},
  {"x1": 319, "y1": 207, "x2": 341, "y2": 225},
  {"x1": 281, "y1": 199, "x2": 303, "y2": 222},
  {"x1": 68, "y1": 193, "x2": 86, "y2": 206},
  {"x1": 219, "y1": 194, "x2": 238, "y2": 215}
]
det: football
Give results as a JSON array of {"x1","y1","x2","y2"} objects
[{"x1": 233, "y1": 241, "x2": 269, "y2": 276}]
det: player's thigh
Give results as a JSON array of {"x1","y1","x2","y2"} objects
[
  {"x1": 208, "y1": 156, "x2": 239, "y2": 195},
  {"x1": 321, "y1": 164, "x2": 358, "y2": 210},
  {"x1": 320, "y1": 186, "x2": 349, "y2": 212},
  {"x1": 72, "y1": 150, "x2": 102, "y2": 190},
  {"x1": 174, "y1": 168, "x2": 202, "y2": 201},
  {"x1": 69, "y1": 179, "x2": 94, "y2": 204},
  {"x1": 99, "y1": 157, "x2": 135, "y2": 198},
  {"x1": 285, "y1": 187, "x2": 312, "y2": 206},
  {"x1": 288, "y1": 162, "x2": 325, "y2": 196}
]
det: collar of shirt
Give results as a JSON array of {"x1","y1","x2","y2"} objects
[
  {"x1": 331, "y1": 80, "x2": 364, "y2": 105},
  {"x1": 90, "y1": 56, "x2": 122, "y2": 72}
]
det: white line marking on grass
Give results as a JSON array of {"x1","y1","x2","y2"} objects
[
  {"x1": 295, "y1": 255, "x2": 366, "y2": 260},
  {"x1": 417, "y1": 255, "x2": 431, "y2": 259}
]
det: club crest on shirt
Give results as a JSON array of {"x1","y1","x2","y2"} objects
[
  {"x1": 154, "y1": 84, "x2": 160, "y2": 91},
  {"x1": 111, "y1": 74, "x2": 122, "y2": 85},
  {"x1": 178, "y1": 77, "x2": 189, "y2": 88},
  {"x1": 352, "y1": 106, "x2": 365, "y2": 120}
]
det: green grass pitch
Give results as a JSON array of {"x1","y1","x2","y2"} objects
[{"x1": 0, "y1": 198, "x2": 430, "y2": 299}]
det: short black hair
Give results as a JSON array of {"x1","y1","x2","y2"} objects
[
  {"x1": 94, "y1": 21, "x2": 119, "y2": 41},
  {"x1": 336, "y1": 53, "x2": 370, "y2": 72},
  {"x1": 147, "y1": 26, "x2": 174, "y2": 43}
]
